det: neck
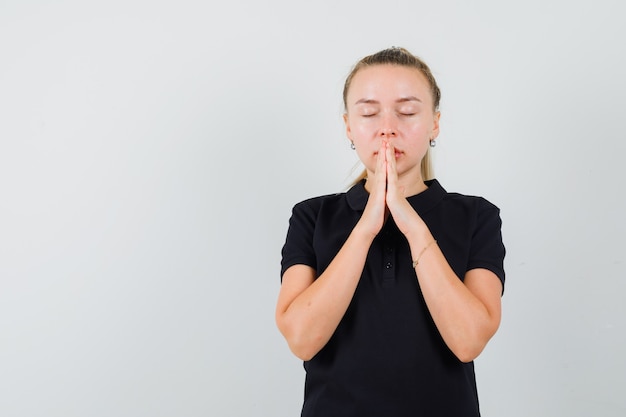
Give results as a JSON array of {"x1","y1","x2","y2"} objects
[{"x1": 399, "y1": 174, "x2": 428, "y2": 196}]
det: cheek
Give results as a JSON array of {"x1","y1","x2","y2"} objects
[
  {"x1": 350, "y1": 123, "x2": 375, "y2": 143},
  {"x1": 406, "y1": 121, "x2": 433, "y2": 138},
  {"x1": 351, "y1": 119, "x2": 373, "y2": 132}
]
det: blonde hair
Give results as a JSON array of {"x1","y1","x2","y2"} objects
[{"x1": 344, "y1": 47, "x2": 440, "y2": 185}]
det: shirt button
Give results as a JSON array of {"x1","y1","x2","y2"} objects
[{"x1": 385, "y1": 262, "x2": 393, "y2": 269}]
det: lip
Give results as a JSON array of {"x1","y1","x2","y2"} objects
[
  {"x1": 394, "y1": 150, "x2": 403, "y2": 157},
  {"x1": 373, "y1": 150, "x2": 404, "y2": 158}
]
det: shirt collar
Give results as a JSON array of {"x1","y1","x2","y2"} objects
[{"x1": 346, "y1": 178, "x2": 447, "y2": 214}]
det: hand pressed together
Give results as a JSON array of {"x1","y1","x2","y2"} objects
[{"x1": 359, "y1": 139, "x2": 427, "y2": 240}]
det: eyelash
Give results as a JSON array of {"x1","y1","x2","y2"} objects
[{"x1": 362, "y1": 113, "x2": 415, "y2": 118}]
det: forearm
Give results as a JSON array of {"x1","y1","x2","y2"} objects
[
  {"x1": 278, "y1": 224, "x2": 375, "y2": 361},
  {"x1": 407, "y1": 229, "x2": 501, "y2": 362}
]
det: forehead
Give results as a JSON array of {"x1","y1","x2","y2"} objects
[{"x1": 347, "y1": 64, "x2": 431, "y2": 104}]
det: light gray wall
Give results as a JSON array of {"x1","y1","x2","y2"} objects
[{"x1": 1, "y1": 1, "x2": 624, "y2": 416}]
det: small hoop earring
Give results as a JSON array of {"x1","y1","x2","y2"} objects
[
  {"x1": 350, "y1": 141, "x2": 356, "y2": 150},
  {"x1": 429, "y1": 139, "x2": 436, "y2": 148}
]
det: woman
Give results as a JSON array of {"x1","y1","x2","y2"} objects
[{"x1": 276, "y1": 47, "x2": 505, "y2": 417}]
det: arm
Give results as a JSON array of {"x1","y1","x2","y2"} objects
[
  {"x1": 275, "y1": 224, "x2": 375, "y2": 361},
  {"x1": 385, "y1": 141, "x2": 502, "y2": 362},
  {"x1": 275, "y1": 147, "x2": 388, "y2": 361},
  {"x1": 408, "y1": 232, "x2": 502, "y2": 362}
]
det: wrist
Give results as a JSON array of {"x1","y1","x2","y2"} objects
[
  {"x1": 411, "y1": 239, "x2": 437, "y2": 268},
  {"x1": 406, "y1": 226, "x2": 435, "y2": 256},
  {"x1": 404, "y1": 222, "x2": 431, "y2": 243},
  {"x1": 352, "y1": 221, "x2": 378, "y2": 243}
]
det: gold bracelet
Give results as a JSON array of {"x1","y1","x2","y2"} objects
[{"x1": 412, "y1": 240, "x2": 437, "y2": 268}]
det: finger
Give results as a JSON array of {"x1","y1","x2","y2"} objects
[
  {"x1": 360, "y1": 141, "x2": 389, "y2": 234},
  {"x1": 386, "y1": 140, "x2": 396, "y2": 172},
  {"x1": 386, "y1": 141, "x2": 398, "y2": 192},
  {"x1": 374, "y1": 140, "x2": 387, "y2": 190}
]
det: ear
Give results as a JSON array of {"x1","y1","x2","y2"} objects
[
  {"x1": 343, "y1": 113, "x2": 352, "y2": 141},
  {"x1": 431, "y1": 111, "x2": 441, "y2": 139}
]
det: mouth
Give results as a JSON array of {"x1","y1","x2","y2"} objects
[
  {"x1": 374, "y1": 150, "x2": 403, "y2": 158},
  {"x1": 393, "y1": 150, "x2": 403, "y2": 158}
]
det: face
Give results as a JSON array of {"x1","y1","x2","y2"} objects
[{"x1": 343, "y1": 64, "x2": 440, "y2": 180}]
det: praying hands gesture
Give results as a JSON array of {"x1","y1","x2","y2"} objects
[
  {"x1": 358, "y1": 139, "x2": 430, "y2": 242},
  {"x1": 277, "y1": 63, "x2": 503, "y2": 364},
  {"x1": 276, "y1": 46, "x2": 507, "y2": 416}
]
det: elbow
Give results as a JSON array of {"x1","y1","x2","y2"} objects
[
  {"x1": 448, "y1": 323, "x2": 499, "y2": 363},
  {"x1": 288, "y1": 341, "x2": 318, "y2": 362},
  {"x1": 276, "y1": 314, "x2": 321, "y2": 361},
  {"x1": 284, "y1": 325, "x2": 326, "y2": 361},
  {"x1": 452, "y1": 344, "x2": 484, "y2": 363},
  {"x1": 283, "y1": 331, "x2": 322, "y2": 361}
]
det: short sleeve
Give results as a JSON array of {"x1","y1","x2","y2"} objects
[
  {"x1": 467, "y1": 198, "x2": 506, "y2": 292},
  {"x1": 280, "y1": 201, "x2": 318, "y2": 280}
]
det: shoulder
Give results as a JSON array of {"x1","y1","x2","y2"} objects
[
  {"x1": 417, "y1": 180, "x2": 500, "y2": 217},
  {"x1": 291, "y1": 191, "x2": 348, "y2": 215},
  {"x1": 281, "y1": 191, "x2": 351, "y2": 276},
  {"x1": 294, "y1": 191, "x2": 346, "y2": 206},
  {"x1": 444, "y1": 191, "x2": 501, "y2": 213},
  {"x1": 429, "y1": 179, "x2": 500, "y2": 215},
  {"x1": 428, "y1": 182, "x2": 503, "y2": 230},
  {"x1": 435, "y1": 184, "x2": 506, "y2": 284}
]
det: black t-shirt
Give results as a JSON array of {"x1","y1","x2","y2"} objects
[{"x1": 281, "y1": 179, "x2": 506, "y2": 417}]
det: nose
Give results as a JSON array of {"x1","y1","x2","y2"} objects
[
  {"x1": 379, "y1": 113, "x2": 397, "y2": 138},
  {"x1": 379, "y1": 128, "x2": 396, "y2": 138}
]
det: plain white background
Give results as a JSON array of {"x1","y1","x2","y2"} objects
[{"x1": 1, "y1": 0, "x2": 624, "y2": 416}]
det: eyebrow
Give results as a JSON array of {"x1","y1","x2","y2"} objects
[{"x1": 354, "y1": 96, "x2": 423, "y2": 105}]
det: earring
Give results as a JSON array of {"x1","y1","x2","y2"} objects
[
  {"x1": 350, "y1": 141, "x2": 356, "y2": 150},
  {"x1": 429, "y1": 139, "x2": 436, "y2": 148}
]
